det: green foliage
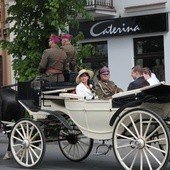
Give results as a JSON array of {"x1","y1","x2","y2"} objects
[{"x1": 0, "y1": 0, "x2": 92, "y2": 81}]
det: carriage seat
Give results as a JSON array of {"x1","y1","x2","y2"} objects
[
  {"x1": 20, "y1": 99, "x2": 40, "y2": 112},
  {"x1": 43, "y1": 81, "x2": 77, "y2": 91}
]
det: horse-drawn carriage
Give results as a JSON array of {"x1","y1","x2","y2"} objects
[{"x1": 2, "y1": 78, "x2": 170, "y2": 170}]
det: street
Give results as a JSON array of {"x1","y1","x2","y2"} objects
[
  {"x1": 0, "y1": 132, "x2": 170, "y2": 170},
  {"x1": 0, "y1": 132, "x2": 122, "y2": 170}
]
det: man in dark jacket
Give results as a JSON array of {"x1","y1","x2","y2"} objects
[{"x1": 127, "y1": 65, "x2": 150, "y2": 90}]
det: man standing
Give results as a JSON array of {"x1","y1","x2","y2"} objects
[
  {"x1": 127, "y1": 65, "x2": 150, "y2": 90},
  {"x1": 38, "y1": 35, "x2": 67, "y2": 82},
  {"x1": 60, "y1": 33, "x2": 77, "y2": 82}
]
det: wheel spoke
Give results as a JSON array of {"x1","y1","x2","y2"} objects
[
  {"x1": 145, "y1": 144, "x2": 166, "y2": 154},
  {"x1": 145, "y1": 126, "x2": 161, "y2": 141},
  {"x1": 77, "y1": 141, "x2": 87, "y2": 153},
  {"x1": 143, "y1": 148, "x2": 153, "y2": 170},
  {"x1": 58, "y1": 121, "x2": 93, "y2": 161},
  {"x1": 140, "y1": 113, "x2": 143, "y2": 137},
  {"x1": 12, "y1": 135, "x2": 23, "y2": 142},
  {"x1": 20, "y1": 123, "x2": 27, "y2": 138},
  {"x1": 121, "y1": 147, "x2": 137, "y2": 161},
  {"x1": 29, "y1": 146, "x2": 39, "y2": 159},
  {"x1": 143, "y1": 117, "x2": 152, "y2": 138},
  {"x1": 116, "y1": 133, "x2": 136, "y2": 142},
  {"x1": 30, "y1": 144, "x2": 42, "y2": 151},
  {"x1": 120, "y1": 122, "x2": 138, "y2": 140},
  {"x1": 10, "y1": 119, "x2": 45, "y2": 168},
  {"x1": 29, "y1": 126, "x2": 35, "y2": 139},
  {"x1": 16, "y1": 128, "x2": 24, "y2": 140},
  {"x1": 113, "y1": 109, "x2": 170, "y2": 170},
  {"x1": 140, "y1": 149, "x2": 143, "y2": 170},
  {"x1": 116, "y1": 143, "x2": 134, "y2": 149},
  {"x1": 75, "y1": 144, "x2": 81, "y2": 158},
  {"x1": 28, "y1": 148, "x2": 34, "y2": 164},
  {"x1": 146, "y1": 137, "x2": 166, "y2": 144},
  {"x1": 30, "y1": 131, "x2": 39, "y2": 141},
  {"x1": 145, "y1": 147, "x2": 161, "y2": 165},
  {"x1": 129, "y1": 115, "x2": 140, "y2": 138},
  {"x1": 130, "y1": 149, "x2": 139, "y2": 169}
]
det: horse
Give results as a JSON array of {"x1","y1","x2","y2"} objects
[{"x1": 0, "y1": 85, "x2": 25, "y2": 159}]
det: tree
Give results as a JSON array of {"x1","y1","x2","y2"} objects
[{"x1": 0, "y1": 0, "x2": 92, "y2": 81}]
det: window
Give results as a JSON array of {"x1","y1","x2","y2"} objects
[
  {"x1": 82, "y1": 41, "x2": 108, "y2": 70},
  {"x1": 134, "y1": 36, "x2": 165, "y2": 81}
]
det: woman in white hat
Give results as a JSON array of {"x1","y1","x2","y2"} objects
[{"x1": 76, "y1": 69, "x2": 94, "y2": 99}]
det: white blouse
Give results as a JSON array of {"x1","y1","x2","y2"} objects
[{"x1": 76, "y1": 82, "x2": 93, "y2": 99}]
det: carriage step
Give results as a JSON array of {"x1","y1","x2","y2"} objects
[
  {"x1": 93, "y1": 151, "x2": 108, "y2": 156},
  {"x1": 93, "y1": 144, "x2": 112, "y2": 156}
]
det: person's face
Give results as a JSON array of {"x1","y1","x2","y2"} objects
[
  {"x1": 79, "y1": 73, "x2": 89, "y2": 83},
  {"x1": 100, "y1": 73, "x2": 110, "y2": 81},
  {"x1": 48, "y1": 39, "x2": 53, "y2": 47},
  {"x1": 143, "y1": 73, "x2": 148, "y2": 80},
  {"x1": 131, "y1": 70, "x2": 138, "y2": 80},
  {"x1": 61, "y1": 39, "x2": 67, "y2": 46}
]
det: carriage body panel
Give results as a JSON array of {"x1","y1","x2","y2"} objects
[{"x1": 65, "y1": 99, "x2": 114, "y2": 139}]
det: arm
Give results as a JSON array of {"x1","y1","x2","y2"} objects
[
  {"x1": 38, "y1": 50, "x2": 48, "y2": 73},
  {"x1": 127, "y1": 82, "x2": 135, "y2": 91}
]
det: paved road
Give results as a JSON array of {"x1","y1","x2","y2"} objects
[
  {"x1": 0, "y1": 132, "x2": 170, "y2": 170},
  {"x1": 0, "y1": 132, "x2": 122, "y2": 170}
]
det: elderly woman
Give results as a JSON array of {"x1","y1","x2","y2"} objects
[{"x1": 76, "y1": 69, "x2": 94, "y2": 99}]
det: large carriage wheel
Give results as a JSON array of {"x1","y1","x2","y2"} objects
[
  {"x1": 10, "y1": 118, "x2": 46, "y2": 168},
  {"x1": 58, "y1": 119, "x2": 93, "y2": 161},
  {"x1": 112, "y1": 108, "x2": 170, "y2": 170}
]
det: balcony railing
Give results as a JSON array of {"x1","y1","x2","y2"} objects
[{"x1": 86, "y1": 0, "x2": 113, "y2": 8}]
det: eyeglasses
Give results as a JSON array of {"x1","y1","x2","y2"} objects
[{"x1": 101, "y1": 74, "x2": 109, "y2": 75}]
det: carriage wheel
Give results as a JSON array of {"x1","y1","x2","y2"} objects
[
  {"x1": 58, "y1": 119, "x2": 93, "y2": 161},
  {"x1": 10, "y1": 118, "x2": 46, "y2": 168},
  {"x1": 112, "y1": 108, "x2": 170, "y2": 170}
]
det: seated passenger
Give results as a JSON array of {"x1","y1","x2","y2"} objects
[
  {"x1": 95, "y1": 66, "x2": 123, "y2": 100},
  {"x1": 75, "y1": 69, "x2": 94, "y2": 99},
  {"x1": 142, "y1": 67, "x2": 160, "y2": 85},
  {"x1": 127, "y1": 65, "x2": 150, "y2": 90}
]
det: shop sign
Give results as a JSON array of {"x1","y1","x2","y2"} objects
[{"x1": 70, "y1": 13, "x2": 168, "y2": 39}]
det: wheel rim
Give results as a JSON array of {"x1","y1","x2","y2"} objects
[
  {"x1": 10, "y1": 119, "x2": 45, "y2": 168},
  {"x1": 58, "y1": 122, "x2": 93, "y2": 161},
  {"x1": 113, "y1": 109, "x2": 170, "y2": 170}
]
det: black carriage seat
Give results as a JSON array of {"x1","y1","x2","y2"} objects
[
  {"x1": 112, "y1": 93, "x2": 144, "y2": 108},
  {"x1": 43, "y1": 81, "x2": 77, "y2": 91},
  {"x1": 17, "y1": 80, "x2": 77, "y2": 112},
  {"x1": 17, "y1": 81, "x2": 41, "y2": 112},
  {"x1": 112, "y1": 83, "x2": 170, "y2": 108}
]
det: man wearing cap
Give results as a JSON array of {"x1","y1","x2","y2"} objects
[
  {"x1": 95, "y1": 66, "x2": 123, "y2": 99},
  {"x1": 60, "y1": 33, "x2": 77, "y2": 82},
  {"x1": 38, "y1": 35, "x2": 67, "y2": 82}
]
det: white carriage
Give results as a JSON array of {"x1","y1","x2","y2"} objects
[{"x1": 9, "y1": 80, "x2": 170, "y2": 170}]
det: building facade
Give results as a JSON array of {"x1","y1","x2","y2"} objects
[
  {"x1": 1, "y1": 0, "x2": 170, "y2": 90},
  {"x1": 71, "y1": 0, "x2": 170, "y2": 90}
]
